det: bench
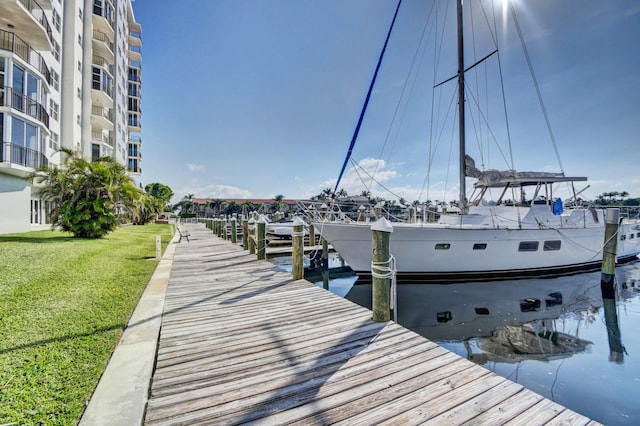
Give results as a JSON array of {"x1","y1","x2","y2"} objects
[{"x1": 177, "y1": 227, "x2": 190, "y2": 243}]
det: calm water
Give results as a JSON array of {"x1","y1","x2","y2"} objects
[{"x1": 271, "y1": 256, "x2": 640, "y2": 425}]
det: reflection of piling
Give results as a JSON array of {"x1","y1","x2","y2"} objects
[
  {"x1": 601, "y1": 208, "x2": 624, "y2": 363},
  {"x1": 371, "y1": 218, "x2": 393, "y2": 322}
]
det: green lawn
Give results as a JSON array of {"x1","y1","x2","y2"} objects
[{"x1": 0, "y1": 224, "x2": 172, "y2": 425}]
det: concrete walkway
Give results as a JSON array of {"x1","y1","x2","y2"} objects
[{"x1": 79, "y1": 230, "x2": 179, "y2": 425}]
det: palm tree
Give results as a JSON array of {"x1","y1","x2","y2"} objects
[
  {"x1": 32, "y1": 149, "x2": 143, "y2": 238},
  {"x1": 273, "y1": 194, "x2": 285, "y2": 213}
]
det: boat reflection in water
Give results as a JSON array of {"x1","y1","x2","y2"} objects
[{"x1": 344, "y1": 262, "x2": 639, "y2": 365}]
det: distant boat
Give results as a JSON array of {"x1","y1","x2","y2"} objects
[{"x1": 315, "y1": 0, "x2": 640, "y2": 282}]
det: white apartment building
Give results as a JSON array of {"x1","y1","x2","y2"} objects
[{"x1": 0, "y1": 0, "x2": 142, "y2": 234}]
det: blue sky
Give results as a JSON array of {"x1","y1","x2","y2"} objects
[{"x1": 132, "y1": 0, "x2": 640, "y2": 203}]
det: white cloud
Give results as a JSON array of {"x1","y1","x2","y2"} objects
[
  {"x1": 206, "y1": 185, "x2": 253, "y2": 199},
  {"x1": 172, "y1": 179, "x2": 253, "y2": 203},
  {"x1": 187, "y1": 163, "x2": 205, "y2": 172}
]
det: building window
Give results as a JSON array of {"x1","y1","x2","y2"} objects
[
  {"x1": 49, "y1": 100, "x2": 59, "y2": 121},
  {"x1": 11, "y1": 117, "x2": 38, "y2": 150},
  {"x1": 518, "y1": 241, "x2": 539, "y2": 252},
  {"x1": 435, "y1": 243, "x2": 450, "y2": 250},
  {"x1": 53, "y1": 41, "x2": 60, "y2": 62},
  {"x1": 92, "y1": 144, "x2": 100, "y2": 161},
  {"x1": 52, "y1": 10, "x2": 61, "y2": 32},
  {"x1": 51, "y1": 70, "x2": 60, "y2": 91},
  {"x1": 543, "y1": 240, "x2": 561, "y2": 251},
  {"x1": 50, "y1": 131, "x2": 59, "y2": 150},
  {"x1": 473, "y1": 243, "x2": 487, "y2": 250}
]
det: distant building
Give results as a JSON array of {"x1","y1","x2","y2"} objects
[{"x1": 0, "y1": 0, "x2": 142, "y2": 234}]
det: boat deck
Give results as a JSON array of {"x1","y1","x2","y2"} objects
[{"x1": 144, "y1": 223, "x2": 599, "y2": 425}]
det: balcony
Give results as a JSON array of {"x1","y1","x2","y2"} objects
[
  {"x1": 0, "y1": 141, "x2": 48, "y2": 176},
  {"x1": 92, "y1": 55, "x2": 114, "y2": 77},
  {"x1": 127, "y1": 113, "x2": 141, "y2": 132},
  {"x1": 0, "y1": 30, "x2": 51, "y2": 85},
  {"x1": 91, "y1": 105, "x2": 113, "y2": 130},
  {"x1": 128, "y1": 66, "x2": 141, "y2": 84},
  {"x1": 91, "y1": 131, "x2": 114, "y2": 148},
  {"x1": 128, "y1": 30, "x2": 141, "y2": 47},
  {"x1": 92, "y1": 0, "x2": 114, "y2": 37},
  {"x1": 0, "y1": 87, "x2": 49, "y2": 128},
  {"x1": 127, "y1": 158, "x2": 141, "y2": 175},
  {"x1": 92, "y1": 30, "x2": 114, "y2": 62},
  {"x1": 91, "y1": 67, "x2": 113, "y2": 106},
  {"x1": 0, "y1": 0, "x2": 53, "y2": 51},
  {"x1": 128, "y1": 45, "x2": 142, "y2": 62}
]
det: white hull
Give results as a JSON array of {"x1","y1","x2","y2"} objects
[{"x1": 314, "y1": 207, "x2": 640, "y2": 282}]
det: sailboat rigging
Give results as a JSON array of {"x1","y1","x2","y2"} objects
[{"x1": 314, "y1": 0, "x2": 640, "y2": 283}]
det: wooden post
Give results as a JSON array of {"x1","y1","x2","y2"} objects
[
  {"x1": 409, "y1": 207, "x2": 416, "y2": 223},
  {"x1": 358, "y1": 205, "x2": 366, "y2": 222},
  {"x1": 601, "y1": 208, "x2": 619, "y2": 285},
  {"x1": 292, "y1": 217, "x2": 304, "y2": 280},
  {"x1": 308, "y1": 223, "x2": 315, "y2": 247},
  {"x1": 371, "y1": 217, "x2": 393, "y2": 322},
  {"x1": 601, "y1": 207, "x2": 623, "y2": 362},
  {"x1": 231, "y1": 217, "x2": 237, "y2": 243},
  {"x1": 374, "y1": 201, "x2": 384, "y2": 219},
  {"x1": 256, "y1": 216, "x2": 267, "y2": 260},
  {"x1": 248, "y1": 218, "x2": 256, "y2": 255},
  {"x1": 322, "y1": 237, "x2": 329, "y2": 290},
  {"x1": 242, "y1": 219, "x2": 249, "y2": 250}
]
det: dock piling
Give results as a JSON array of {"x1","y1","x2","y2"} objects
[
  {"x1": 256, "y1": 216, "x2": 267, "y2": 260},
  {"x1": 292, "y1": 217, "x2": 304, "y2": 280},
  {"x1": 242, "y1": 219, "x2": 249, "y2": 250},
  {"x1": 371, "y1": 218, "x2": 393, "y2": 322}
]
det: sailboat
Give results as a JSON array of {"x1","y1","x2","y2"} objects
[{"x1": 314, "y1": 0, "x2": 640, "y2": 282}]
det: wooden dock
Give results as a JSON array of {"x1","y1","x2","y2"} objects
[{"x1": 144, "y1": 223, "x2": 599, "y2": 425}]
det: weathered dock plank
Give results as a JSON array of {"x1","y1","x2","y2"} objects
[{"x1": 144, "y1": 223, "x2": 599, "y2": 425}]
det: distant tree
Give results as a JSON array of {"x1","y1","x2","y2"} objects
[
  {"x1": 225, "y1": 201, "x2": 241, "y2": 215},
  {"x1": 273, "y1": 194, "x2": 285, "y2": 213},
  {"x1": 208, "y1": 199, "x2": 224, "y2": 216},
  {"x1": 173, "y1": 194, "x2": 196, "y2": 216},
  {"x1": 145, "y1": 182, "x2": 174, "y2": 210}
]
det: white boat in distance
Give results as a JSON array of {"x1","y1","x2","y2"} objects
[{"x1": 314, "y1": 0, "x2": 640, "y2": 282}]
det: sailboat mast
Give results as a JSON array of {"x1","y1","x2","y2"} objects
[{"x1": 457, "y1": 0, "x2": 467, "y2": 211}]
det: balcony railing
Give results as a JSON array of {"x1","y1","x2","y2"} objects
[
  {"x1": 91, "y1": 131, "x2": 114, "y2": 147},
  {"x1": 91, "y1": 70, "x2": 113, "y2": 98},
  {"x1": 0, "y1": 141, "x2": 48, "y2": 169},
  {"x1": 16, "y1": 0, "x2": 53, "y2": 46},
  {"x1": 92, "y1": 30, "x2": 114, "y2": 52},
  {"x1": 0, "y1": 30, "x2": 51, "y2": 85},
  {"x1": 0, "y1": 87, "x2": 49, "y2": 127},
  {"x1": 91, "y1": 105, "x2": 113, "y2": 122},
  {"x1": 92, "y1": 55, "x2": 114, "y2": 76}
]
